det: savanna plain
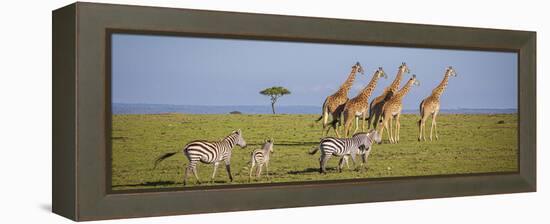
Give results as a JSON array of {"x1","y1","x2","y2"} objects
[{"x1": 111, "y1": 113, "x2": 517, "y2": 190}]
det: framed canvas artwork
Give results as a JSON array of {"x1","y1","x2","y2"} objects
[{"x1": 52, "y1": 2, "x2": 536, "y2": 221}]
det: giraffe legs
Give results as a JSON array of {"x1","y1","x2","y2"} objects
[
  {"x1": 418, "y1": 113, "x2": 428, "y2": 141},
  {"x1": 372, "y1": 112, "x2": 381, "y2": 130},
  {"x1": 433, "y1": 112, "x2": 439, "y2": 140},
  {"x1": 395, "y1": 114, "x2": 401, "y2": 143},
  {"x1": 334, "y1": 123, "x2": 341, "y2": 138},
  {"x1": 379, "y1": 116, "x2": 392, "y2": 144},
  {"x1": 343, "y1": 112, "x2": 353, "y2": 137},
  {"x1": 430, "y1": 114, "x2": 436, "y2": 141},
  {"x1": 321, "y1": 111, "x2": 329, "y2": 136},
  {"x1": 388, "y1": 116, "x2": 395, "y2": 143},
  {"x1": 419, "y1": 114, "x2": 428, "y2": 141},
  {"x1": 353, "y1": 115, "x2": 359, "y2": 134},
  {"x1": 361, "y1": 112, "x2": 367, "y2": 132},
  {"x1": 367, "y1": 107, "x2": 374, "y2": 130}
]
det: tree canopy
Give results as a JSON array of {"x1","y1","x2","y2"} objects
[
  {"x1": 259, "y1": 86, "x2": 291, "y2": 114},
  {"x1": 259, "y1": 86, "x2": 291, "y2": 97}
]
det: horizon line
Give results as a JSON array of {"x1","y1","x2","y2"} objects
[{"x1": 112, "y1": 102, "x2": 518, "y2": 110}]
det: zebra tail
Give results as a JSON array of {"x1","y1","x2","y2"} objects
[
  {"x1": 308, "y1": 146, "x2": 320, "y2": 155},
  {"x1": 153, "y1": 151, "x2": 178, "y2": 169}
]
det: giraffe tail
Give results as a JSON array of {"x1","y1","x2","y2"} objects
[
  {"x1": 329, "y1": 118, "x2": 339, "y2": 128},
  {"x1": 315, "y1": 98, "x2": 329, "y2": 122},
  {"x1": 419, "y1": 99, "x2": 425, "y2": 116},
  {"x1": 418, "y1": 99, "x2": 425, "y2": 125}
]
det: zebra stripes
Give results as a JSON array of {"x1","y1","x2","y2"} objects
[
  {"x1": 153, "y1": 129, "x2": 246, "y2": 185},
  {"x1": 309, "y1": 129, "x2": 381, "y2": 173},
  {"x1": 249, "y1": 138, "x2": 274, "y2": 181}
]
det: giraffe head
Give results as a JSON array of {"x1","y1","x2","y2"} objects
[
  {"x1": 375, "y1": 67, "x2": 388, "y2": 79},
  {"x1": 353, "y1": 62, "x2": 365, "y2": 75},
  {"x1": 446, "y1": 66, "x2": 458, "y2": 77},
  {"x1": 399, "y1": 62, "x2": 411, "y2": 74},
  {"x1": 409, "y1": 74, "x2": 420, "y2": 86}
]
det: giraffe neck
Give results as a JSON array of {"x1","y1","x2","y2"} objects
[
  {"x1": 388, "y1": 68, "x2": 405, "y2": 93},
  {"x1": 335, "y1": 68, "x2": 358, "y2": 96},
  {"x1": 392, "y1": 80, "x2": 415, "y2": 101},
  {"x1": 355, "y1": 72, "x2": 381, "y2": 102},
  {"x1": 431, "y1": 73, "x2": 450, "y2": 100}
]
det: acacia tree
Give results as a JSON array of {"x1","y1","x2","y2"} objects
[{"x1": 259, "y1": 86, "x2": 291, "y2": 114}]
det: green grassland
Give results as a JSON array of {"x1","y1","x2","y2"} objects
[{"x1": 111, "y1": 113, "x2": 518, "y2": 190}]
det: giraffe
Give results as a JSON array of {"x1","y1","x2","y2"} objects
[
  {"x1": 317, "y1": 62, "x2": 364, "y2": 136},
  {"x1": 341, "y1": 67, "x2": 387, "y2": 137},
  {"x1": 368, "y1": 62, "x2": 410, "y2": 130},
  {"x1": 418, "y1": 66, "x2": 457, "y2": 141},
  {"x1": 379, "y1": 75, "x2": 420, "y2": 144}
]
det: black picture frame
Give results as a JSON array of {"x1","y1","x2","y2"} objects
[{"x1": 53, "y1": 2, "x2": 536, "y2": 221}]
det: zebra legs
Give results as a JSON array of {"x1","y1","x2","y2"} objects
[
  {"x1": 248, "y1": 160, "x2": 256, "y2": 182},
  {"x1": 256, "y1": 164, "x2": 263, "y2": 177},
  {"x1": 183, "y1": 165, "x2": 189, "y2": 186},
  {"x1": 211, "y1": 162, "x2": 219, "y2": 183},
  {"x1": 319, "y1": 155, "x2": 331, "y2": 174},
  {"x1": 225, "y1": 160, "x2": 233, "y2": 182},
  {"x1": 183, "y1": 161, "x2": 201, "y2": 186},
  {"x1": 337, "y1": 156, "x2": 347, "y2": 172},
  {"x1": 265, "y1": 162, "x2": 270, "y2": 178},
  {"x1": 249, "y1": 162, "x2": 269, "y2": 181}
]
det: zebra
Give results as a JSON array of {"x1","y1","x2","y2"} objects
[
  {"x1": 153, "y1": 129, "x2": 247, "y2": 185},
  {"x1": 249, "y1": 138, "x2": 274, "y2": 181},
  {"x1": 309, "y1": 129, "x2": 381, "y2": 173}
]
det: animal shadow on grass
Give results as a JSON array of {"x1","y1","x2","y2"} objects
[
  {"x1": 111, "y1": 180, "x2": 176, "y2": 188},
  {"x1": 287, "y1": 167, "x2": 337, "y2": 174},
  {"x1": 276, "y1": 141, "x2": 318, "y2": 146}
]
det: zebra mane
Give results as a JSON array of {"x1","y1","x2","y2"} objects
[
  {"x1": 221, "y1": 130, "x2": 241, "y2": 145},
  {"x1": 351, "y1": 132, "x2": 368, "y2": 138}
]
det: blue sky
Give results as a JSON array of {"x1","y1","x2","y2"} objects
[{"x1": 112, "y1": 34, "x2": 518, "y2": 110}]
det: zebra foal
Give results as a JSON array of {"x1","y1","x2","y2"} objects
[
  {"x1": 249, "y1": 138, "x2": 274, "y2": 181},
  {"x1": 309, "y1": 129, "x2": 381, "y2": 173},
  {"x1": 154, "y1": 129, "x2": 247, "y2": 185}
]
